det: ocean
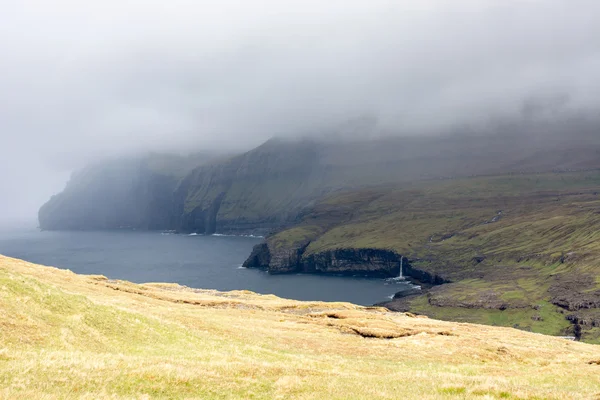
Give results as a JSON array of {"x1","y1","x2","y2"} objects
[{"x1": 0, "y1": 225, "x2": 415, "y2": 305}]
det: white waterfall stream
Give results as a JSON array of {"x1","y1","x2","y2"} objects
[{"x1": 399, "y1": 256, "x2": 404, "y2": 278}]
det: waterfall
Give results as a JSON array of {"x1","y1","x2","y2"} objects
[{"x1": 399, "y1": 256, "x2": 404, "y2": 278}]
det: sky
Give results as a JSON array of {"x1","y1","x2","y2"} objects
[{"x1": 1, "y1": 0, "x2": 599, "y2": 222}]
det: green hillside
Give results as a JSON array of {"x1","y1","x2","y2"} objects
[
  {"x1": 261, "y1": 171, "x2": 600, "y2": 341},
  {"x1": 37, "y1": 127, "x2": 600, "y2": 340}
]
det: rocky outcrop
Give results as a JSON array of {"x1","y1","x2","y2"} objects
[
  {"x1": 243, "y1": 241, "x2": 311, "y2": 274},
  {"x1": 266, "y1": 241, "x2": 308, "y2": 274},
  {"x1": 552, "y1": 293, "x2": 600, "y2": 311},
  {"x1": 243, "y1": 241, "x2": 449, "y2": 283},
  {"x1": 243, "y1": 242, "x2": 402, "y2": 277},
  {"x1": 242, "y1": 243, "x2": 271, "y2": 270},
  {"x1": 549, "y1": 273, "x2": 600, "y2": 311},
  {"x1": 566, "y1": 312, "x2": 600, "y2": 328},
  {"x1": 303, "y1": 249, "x2": 401, "y2": 277}
]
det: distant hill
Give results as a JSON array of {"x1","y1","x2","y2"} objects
[
  {"x1": 38, "y1": 152, "x2": 215, "y2": 231},
  {"x1": 248, "y1": 170, "x2": 600, "y2": 342},
  {"x1": 38, "y1": 119, "x2": 600, "y2": 234},
  {"x1": 36, "y1": 119, "x2": 600, "y2": 343}
]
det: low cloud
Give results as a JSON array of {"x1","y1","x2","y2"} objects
[{"x1": 1, "y1": 0, "x2": 599, "y2": 220}]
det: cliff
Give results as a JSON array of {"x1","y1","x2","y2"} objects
[
  {"x1": 242, "y1": 169, "x2": 600, "y2": 342},
  {"x1": 36, "y1": 128, "x2": 600, "y2": 342},
  {"x1": 244, "y1": 242, "x2": 448, "y2": 282},
  {"x1": 38, "y1": 139, "x2": 327, "y2": 233},
  {"x1": 39, "y1": 126, "x2": 600, "y2": 234},
  {"x1": 175, "y1": 138, "x2": 325, "y2": 234},
  {"x1": 38, "y1": 156, "x2": 181, "y2": 231}
]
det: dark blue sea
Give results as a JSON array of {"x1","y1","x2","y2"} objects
[{"x1": 0, "y1": 224, "x2": 414, "y2": 305}]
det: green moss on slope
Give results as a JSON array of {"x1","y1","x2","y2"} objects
[{"x1": 268, "y1": 171, "x2": 600, "y2": 339}]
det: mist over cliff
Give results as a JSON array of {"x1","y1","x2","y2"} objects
[
  {"x1": 2, "y1": 1, "x2": 600, "y2": 221},
  {"x1": 39, "y1": 119, "x2": 600, "y2": 233}
]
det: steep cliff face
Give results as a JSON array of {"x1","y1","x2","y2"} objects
[
  {"x1": 177, "y1": 138, "x2": 323, "y2": 234},
  {"x1": 243, "y1": 241, "x2": 448, "y2": 282},
  {"x1": 39, "y1": 129, "x2": 600, "y2": 233},
  {"x1": 304, "y1": 249, "x2": 402, "y2": 277},
  {"x1": 242, "y1": 241, "x2": 309, "y2": 273},
  {"x1": 38, "y1": 158, "x2": 180, "y2": 231},
  {"x1": 242, "y1": 243, "x2": 271, "y2": 270},
  {"x1": 39, "y1": 139, "x2": 326, "y2": 233}
]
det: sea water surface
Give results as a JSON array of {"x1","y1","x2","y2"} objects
[{"x1": 0, "y1": 225, "x2": 414, "y2": 305}]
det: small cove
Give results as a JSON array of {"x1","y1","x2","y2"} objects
[{"x1": 0, "y1": 226, "x2": 415, "y2": 306}]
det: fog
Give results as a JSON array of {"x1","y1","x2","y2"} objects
[{"x1": 1, "y1": 0, "x2": 599, "y2": 222}]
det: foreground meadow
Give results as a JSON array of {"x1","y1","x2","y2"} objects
[{"x1": 0, "y1": 255, "x2": 599, "y2": 399}]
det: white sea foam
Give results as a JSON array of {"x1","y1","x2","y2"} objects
[
  {"x1": 211, "y1": 233, "x2": 265, "y2": 238},
  {"x1": 385, "y1": 276, "x2": 406, "y2": 283},
  {"x1": 188, "y1": 233, "x2": 199, "y2": 236}
]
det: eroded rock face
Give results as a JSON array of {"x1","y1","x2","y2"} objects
[
  {"x1": 243, "y1": 243, "x2": 402, "y2": 277},
  {"x1": 566, "y1": 312, "x2": 600, "y2": 327},
  {"x1": 552, "y1": 294, "x2": 600, "y2": 311},
  {"x1": 549, "y1": 273, "x2": 600, "y2": 311},
  {"x1": 303, "y1": 249, "x2": 400, "y2": 277},
  {"x1": 242, "y1": 241, "x2": 308, "y2": 273},
  {"x1": 242, "y1": 241, "x2": 449, "y2": 283},
  {"x1": 242, "y1": 243, "x2": 271, "y2": 270},
  {"x1": 267, "y1": 242, "x2": 310, "y2": 274}
]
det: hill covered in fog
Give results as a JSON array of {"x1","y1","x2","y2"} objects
[
  {"x1": 38, "y1": 120, "x2": 600, "y2": 234},
  {"x1": 37, "y1": 121, "x2": 600, "y2": 342}
]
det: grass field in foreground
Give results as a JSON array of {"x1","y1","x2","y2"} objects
[{"x1": 1, "y1": 255, "x2": 600, "y2": 399}]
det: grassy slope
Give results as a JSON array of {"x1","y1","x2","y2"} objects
[
  {"x1": 2, "y1": 256, "x2": 600, "y2": 399},
  {"x1": 269, "y1": 171, "x2": 600, "y2": 341}
]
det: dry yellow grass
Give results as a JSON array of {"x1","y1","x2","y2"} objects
[{"x1": 1, "y1": 254, "x2": 600, "y2": 399}]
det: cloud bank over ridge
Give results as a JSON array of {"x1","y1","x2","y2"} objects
[{"x1": 1, "y1": 0, "x2": 599, "y2": 220}]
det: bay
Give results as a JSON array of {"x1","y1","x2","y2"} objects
[{"x1": 0, "y1": 226, "x2": 414, "y2": 305}]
